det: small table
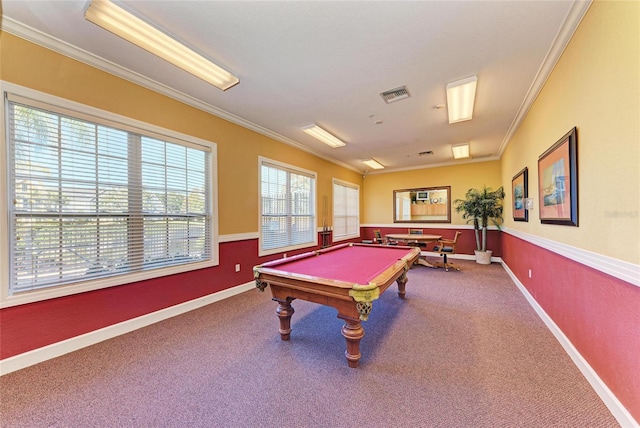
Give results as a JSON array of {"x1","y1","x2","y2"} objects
[
  {"x1": 254, "y1": 243, "x2": 420, "y2": 368},
  {"x1": 385, "y1": 233, "x2": 442, "y2": 268}
]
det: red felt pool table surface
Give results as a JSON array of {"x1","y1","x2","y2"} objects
[
  {"x1": 258, "y1": 243, "x2": 416, "y2": 285},
  {"x1": 254, "y1": 243, "x2": 420, "y2": 368}
]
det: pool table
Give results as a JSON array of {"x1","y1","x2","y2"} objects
[{"x1": 253, "y1": 243, "x2": 420, "y2": 368}]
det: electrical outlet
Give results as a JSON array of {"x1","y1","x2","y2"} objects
[
  {"x1": 528, "y1": 269, "x2": 532, "y2": 278},
  {"x1": 283, "y1": 253, "x2": 287, "y2": 258},
  {"x1": 235, "y1": 264, "x2": 240, "y2": 272}
]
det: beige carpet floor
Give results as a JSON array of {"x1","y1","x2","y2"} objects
[{"x1": 0, "y1": 259, "x2": 618, "y2": 427}]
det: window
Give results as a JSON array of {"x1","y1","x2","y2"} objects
[
  {"x1": 332, "y1": 179, "x2": 359, "y2": 241},
  {"x1": 2, "y1": 86, "x2": 218, "y2": 306},
  {"x1": 259, "y1": 157, "x2": 316, "y2": 255}
]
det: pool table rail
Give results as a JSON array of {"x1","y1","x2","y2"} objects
[{"x1": 253, "y1": 243, "x2": 420, "y2": 368}]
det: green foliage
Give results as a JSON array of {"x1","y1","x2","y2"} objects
[{"x1": 453, "y1": 186, "x2": 505, "y2": 252}]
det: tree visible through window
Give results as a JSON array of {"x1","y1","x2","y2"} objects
[{"x1": 7, "y1": 97, "x2": 213, "y2": 296}]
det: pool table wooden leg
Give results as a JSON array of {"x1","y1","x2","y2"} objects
[
  {"x1": 395, "y1": 270, "x2": 408, "y2": 298},
  {"x1": 273, "y1": 297, "x2": 295, "y2": 341},
  {"x1": 339, "y1": 316, "x2": 365, "y2": 368}
]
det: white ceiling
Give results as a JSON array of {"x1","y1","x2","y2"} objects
[{"x1": 1, "y1": 0, "x2": 589, "y2": 173}]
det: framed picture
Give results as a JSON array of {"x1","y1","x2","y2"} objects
[
  {"x1": 538, "y1": 127, "x2": 578, "y2": 226},
  {"x1": 512, "y1": 167, "x2": 528, "y2": 222}
]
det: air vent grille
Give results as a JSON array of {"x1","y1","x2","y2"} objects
[{"x1": 380, "y1": 86, "x2": 410, "y2": 104}]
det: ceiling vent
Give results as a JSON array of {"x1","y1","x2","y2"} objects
[
  {"x1": 419, "y1": 150, "x2": 434, "y2": 156},
  {"x1": 380, "y1": 86, "x2": 410, "y2": 104}
]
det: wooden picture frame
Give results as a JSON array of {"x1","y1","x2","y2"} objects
[
  {"x1": 538, "y1": 127, "x2": 578, "y2": 226},
  {"x1": 512, "y1": 167, "x2": 528, "y2": 222}
]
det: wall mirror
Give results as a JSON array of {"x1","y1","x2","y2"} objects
[{"x1": 393, "y1": 186, "x2": 451, "y2": 223}]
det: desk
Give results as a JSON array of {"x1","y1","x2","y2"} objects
[
  {"x1": 385, "y1": 233, "x2": 442, "y2": 268},
  {"x1": 254, "y1": 243, "x2": 420, "y2": 368}
]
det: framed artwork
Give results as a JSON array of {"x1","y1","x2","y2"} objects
[
  {"x1": 512, "y1": 167, "x2": 528, "y2": 222},
  {"x1": 538, "y1": 127, "x2": 578, "y2": 226}
]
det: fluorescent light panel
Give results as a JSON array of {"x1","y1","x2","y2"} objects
[
  {"x1": 362, "y1": 159, "x2": 384, "y2": 170},
  {"x1": 301, "y1": 124, "x2": 346, "y2": 148},
  {"x1": 446, "y1": 76, "x2": 477, "y2": 124},
  {"x1": 452, "y1": 143, "x2": 470, "y2": 159},
  {"x1": 85, "y1": 0, "x2": 239, "y2": 90}
]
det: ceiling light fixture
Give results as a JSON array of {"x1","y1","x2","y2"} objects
[
  {"x1": 446, "y1": 76, "x2": 477, "y2": 124},
  {"x1": 301, "y1": 124, "x2": 346, "y2": 148},
  {"x1": 451, "y1": 143, "x2": 470, "y2": 159},
  {"x1": 85, "y1": 0, "x2": 239, "y2": 91},
  {"x1": 362, "y1": 159, "x2": 384, "y2": 170}
]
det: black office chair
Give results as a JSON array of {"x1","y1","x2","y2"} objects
[{"x1": 432, "y1": 231, "x2": 462, "y2": 271}]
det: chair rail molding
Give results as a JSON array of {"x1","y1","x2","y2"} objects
[
  {"x1": 502, "y1": 228, "x2": 639, "y2": 288},
  {"x1": 362, "y1": 224, "x2": 482, "y2": 230},
  {"x1": 219, "y1": 232, "x2": 260, "y2": 243}
]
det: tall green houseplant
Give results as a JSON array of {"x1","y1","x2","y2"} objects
[{"x1": 454, "y1": 186, "x2": 505, "y2": 264}]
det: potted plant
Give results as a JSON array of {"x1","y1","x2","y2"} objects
[{"x1": 453, "y1": 186, "x2": 505, "y2": 264}]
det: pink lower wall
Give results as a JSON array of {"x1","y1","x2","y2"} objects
[
  {"x1": 361, "y1": 227, "x2": 501, "y2": 257},
  {"x1": 501, "y1": 232, "x2": 640, "y2": 422},
  {"x1": 0, "y1": 240, "x2": 250, "y2": 359},
  {"x1": 2, "y1": 231, "x2": 637, "y2": 421},
  {"x1": 0, "y1": 236, "x2": 327, "y2": 360}
]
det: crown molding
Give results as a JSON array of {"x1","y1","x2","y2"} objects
[
  {"x1": 0, "y1": 1, "x2": 593, "y2": 174},
  {"x1": 366, "y1": 155, "x2": 500, "y2": 175},
  {"x1": 0, "y1": 17, "x2": 360, "y2": 174},
  {"x1": 498, "y1": 0, "x2": 593, "y2": 156}
]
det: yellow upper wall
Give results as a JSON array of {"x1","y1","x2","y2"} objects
[
  {"x1": 501, "y1": 0, "x2": 640, "y2": 264},
  {"x1": 0, "y1": 32, "x2": 362, "y2": 235},
  {"x1": 3, "y1": 0, "x2": 638, "y2": 262},
  {"x1": 362, "y1": 161, "x2": 502, "y2": 225}
]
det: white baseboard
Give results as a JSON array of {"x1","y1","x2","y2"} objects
[
  {"x1": 3, "y1": 261, "x2": 637, "y2": 427},
  {"x1": 0, "y1": 281, "x2": 256, "y2": 376},
  {"x1": 501, "y1": 262, "x2": 638, "y2": 428}
]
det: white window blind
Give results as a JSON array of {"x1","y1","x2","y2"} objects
[
  {"x1": 332, "y1": 179, "x2": 360, "y2": 240},
  {"x1": 260, "y1": 159, "x2": 316, "y2": 254},
  {"x1": 7, "y1": 96, "x2": 212, "y2": 295}
]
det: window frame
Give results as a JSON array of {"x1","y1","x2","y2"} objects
[
  {"x1": 258, "y1": 156, "x2": 317, "y2": 256},
  {"x1": 1, "y1": 82, "x2": 219, "y2": 308},
  {"x1": 331, "y1": 178, "x2": 360, "y2": 242}
]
